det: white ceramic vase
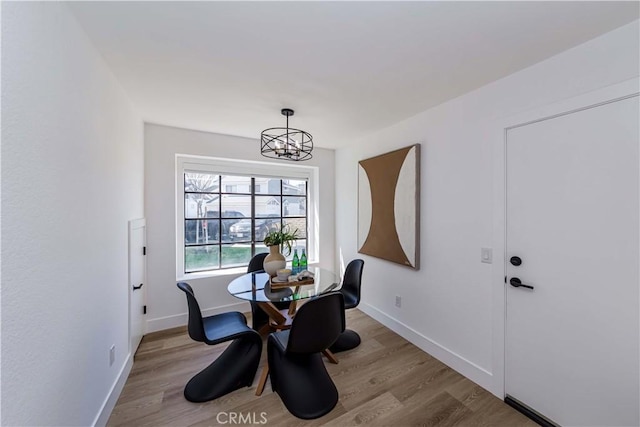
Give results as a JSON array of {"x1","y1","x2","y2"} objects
[{"x1": 263, "y1": 245, "x2": 286, "y2": 277}]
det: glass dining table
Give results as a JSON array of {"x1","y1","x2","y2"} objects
[
  {"x1": 227, "y1": 266, "x2": 341, "y2": 332},
  {"x1": 228, "y1": 266, "x2": 342, "y2": 396}
]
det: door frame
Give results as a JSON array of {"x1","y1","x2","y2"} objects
[{"x1": 490, "y1": 77, "x2": 639, "y2": 398}]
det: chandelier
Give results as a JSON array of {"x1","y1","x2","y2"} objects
[{"x1": 261, "y1": 108, "x2": 313, "y2": 161}]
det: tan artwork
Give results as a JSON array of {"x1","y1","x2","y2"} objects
[{"x1": 358, "y1": 144, "x2": 420, "y2": 269}]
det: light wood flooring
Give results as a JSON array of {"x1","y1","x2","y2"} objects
[{"x1": 108, "y1": 310, "x2": 537, "y2": 426}]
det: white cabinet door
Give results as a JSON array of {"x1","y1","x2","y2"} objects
[{"x1": 505, "y1": 95, "x2": 639, "y2": 426}]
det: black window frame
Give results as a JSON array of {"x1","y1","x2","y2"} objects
[{"x1": 183, "y1": 173, "x2": 308, "y2": 273}]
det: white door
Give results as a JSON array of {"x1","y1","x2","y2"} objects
[
  {"x1": 129, "y1": 218, "x2": 146, "y2": 356},
  {"x1": 505, "y1": 95, "x2": 639, "y2": 426}
]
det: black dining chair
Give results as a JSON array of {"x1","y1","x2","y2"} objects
[
  {"x1": 247, "y1": 253, "x2": 291, "y2": 332},
  {"x1": 267, "y1": 292, "x2": 345, "y2": 419},
  {"x1": 329, "y1": 259, "x2": 364, "y2": 353},
  {"x1": 176, "y1": 282, "x2": 262, "y2": 402}
]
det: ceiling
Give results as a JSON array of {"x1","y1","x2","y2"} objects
[{"x1": 68, "y1": 1, "x2": 639, "y2": 149}]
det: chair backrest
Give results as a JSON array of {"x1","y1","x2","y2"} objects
[
  {"x1": 287, "y1": 292, "x2": 345, "y2": 354},
  {"x1": 247, "y1": 253, "x2": 268, "y2": 273},
  {"x1": 341, "y1": 259, "x2": 364, "y2": 309},
  {"x1": 176, "y1": 282, "x2": 206, "y2": 342}
]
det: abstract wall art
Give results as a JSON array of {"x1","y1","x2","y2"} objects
[{"x1": 358, "y1": 144, "x2": 420, "y2": 269}]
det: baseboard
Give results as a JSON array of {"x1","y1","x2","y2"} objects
[
  {"x1": 146, "y1": 301, "x2": 251, "y2": 333},
  {"x1": 359, "y1": 302, "x2": 494, "y2": 392},
  {"x1": 92, "y1": 352, "x2": 133, "y2": 427}
]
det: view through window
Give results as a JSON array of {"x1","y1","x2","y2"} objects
[{"x1": 184, "y1": 173, "x2": 308, "y2": 273}]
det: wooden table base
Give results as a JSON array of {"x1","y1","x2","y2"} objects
[{"x1": 255, "y1": 364, "x2": 270, "y2": 396}]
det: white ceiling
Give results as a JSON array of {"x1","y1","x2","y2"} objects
[{"x1": 68, "y1": 1, "x2": 639, "y2": 149}]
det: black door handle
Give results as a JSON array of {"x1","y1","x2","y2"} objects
[
  {"x1": 509, "y1": 277, "x2": 534, "y2": 290},
  {"x1": 510, "y1": 256, "x2": 522, "y2": 266},
  {"x1": 133, "y1": 283, "x2": 144, "y2": 291}
]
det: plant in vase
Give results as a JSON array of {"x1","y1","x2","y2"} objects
[{"x1": 262, "y1": 225, "x2": 299, "y2": 277}]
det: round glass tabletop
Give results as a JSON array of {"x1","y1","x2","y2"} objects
[{"x1": 227, "y1": 266, "x2": 341, "y2": 303}]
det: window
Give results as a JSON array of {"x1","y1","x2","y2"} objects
[{"x1": 177, "y1": 156, "x2": 316, "y2": 277}]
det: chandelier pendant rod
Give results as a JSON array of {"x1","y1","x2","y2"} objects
[{"x1": 286, "y1": 113, "x2": 290, "y2": 153}]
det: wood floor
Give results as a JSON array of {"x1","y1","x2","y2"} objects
[{"x1": 108, "y1": 310, "x2": 536, "y2": 426}]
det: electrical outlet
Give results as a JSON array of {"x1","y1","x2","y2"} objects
[
  {"x1": 395, "y1": 295, "x2": 402, "y2": 308},
  {"x1": 109, "y1": 345, "x2": 115, "y2": 366}
]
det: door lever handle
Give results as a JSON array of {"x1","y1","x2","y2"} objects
[
  {"x1": 133, "y1": 283, "x2": 144, "y2": 291},
  {"x1": 509, "y1": 277, "x2": 534, "y2": 290}
]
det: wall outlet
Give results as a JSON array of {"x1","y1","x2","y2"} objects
[
  {"x1": 109, "y1": 345, "x2": 115, "y2": 366},
  {"x1": 395, "y1": 295, "x2": 402, "y2": 308}
]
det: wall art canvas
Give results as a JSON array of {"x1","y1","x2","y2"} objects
[{"x1": 358, "y1": 144, "x2": 420, "y2": 269}]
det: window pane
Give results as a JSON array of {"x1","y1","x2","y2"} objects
[
  {"x1": 185, "y1": 220, "x2": 221, "y2": 245},
  {"x1": 283, "y1": 196, "x2": 306, "y2": 217},
  {"x1": 221, "y1": 244, "x2": 252, "y2": 268},
  {"x1": 185, "y1": 246, "x2": 219, "y2": 272},
  {"x1": 255, "y1": 196, "x2": 281, "y2": 217},
  {"x1": 284, "y1": 218, "x2": 306, "y2": 238},
  {"x1": 185, "y1": 194, "x2": 219, "y2": 219},
  {"x1": 283, "y1": 179, "x2": 306, "y2": 195},
  {"x1": 221, "y1": 194, "x2": 251, "y2": 217},
  {"x1": 221, "y1": 175, "x2": 251, "y2": 193},
  {"x1": 255, "y1": 178, "x2": 281, "y2": 194},
  {"x1": 185, "y1": 173, "x2": 219, "y2": 193},
  {"x1": 255, "y1": 217, "x2": 281, "y2": 242}
]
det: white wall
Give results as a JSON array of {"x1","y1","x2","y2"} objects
[
  {"x1": 144, "y1": 123, "x2": 335, "y2": 332},
  {"x1": 335, "y1": 21, "x2": 639, "y2": 396},
  {"x1": 1, "y1": 3, "x2": 143, "y2": 426}
]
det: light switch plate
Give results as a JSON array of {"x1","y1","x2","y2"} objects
[{"x1": 481, "y1": 247, "x2": 493, "y2": 264}]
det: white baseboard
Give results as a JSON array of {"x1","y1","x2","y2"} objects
[
  {"x1": 146, "y1": 301, "x2": 251, "y2": 333},
  {"x1": 92, "y1": 352, "x2": 133, "y2": 427},
  {"x1": 359, "y1": 302, "x2": 494, "y2": 393}
]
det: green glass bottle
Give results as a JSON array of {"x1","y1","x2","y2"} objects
[
  {"x1": 300, "y1": 248, "x2": 307, "y2": 270},
  {"x1": 292, "y1": 249, "x2": 299, "y2": 273}
]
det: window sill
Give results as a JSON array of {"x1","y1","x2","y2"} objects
[
  {"x1": 177, "y1": 266, "x2": 247, "y2": 281},
  {"x1": 176, "y1": 260, "x2": 321, "y2": 281}
]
